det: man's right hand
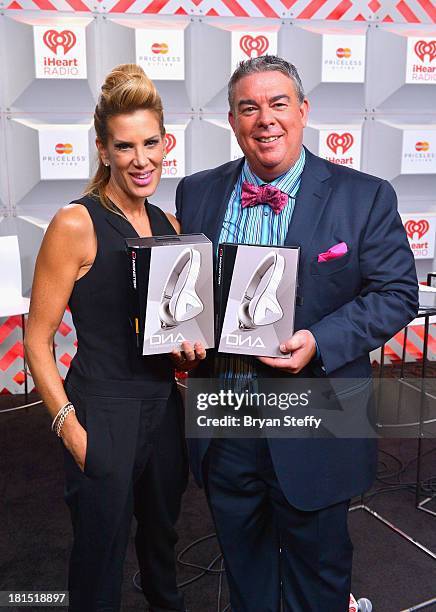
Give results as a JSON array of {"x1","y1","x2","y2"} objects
[
  {"x1": 60, "y1": 413, "x2": 88, "y2": 472},
  {"x1": 170, "y1": 341, "x2": 206, "y2": 372}
]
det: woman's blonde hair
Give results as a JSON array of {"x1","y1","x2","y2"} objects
[{"x1": 85, "y1": 63, "x2": 165, "y2": 215}]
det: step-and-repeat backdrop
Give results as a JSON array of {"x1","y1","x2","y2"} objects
[{"x1": 0, "y1": 0, "x2": 435, "y2": 392}]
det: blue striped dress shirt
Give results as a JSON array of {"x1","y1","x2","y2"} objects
[{"x1": 215, "y1": 147, "x2": 306, "y2": 382}]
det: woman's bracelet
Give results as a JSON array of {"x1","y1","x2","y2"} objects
[
  {"x1": 51, "y1": 402, "x2": 75, "y2": 437},
  {"x1": 55, "y1": 404, "x2": 75, "y2": 437},
  {"x1": 51, "y1": 402, "x2": 72, "y2": 432}
]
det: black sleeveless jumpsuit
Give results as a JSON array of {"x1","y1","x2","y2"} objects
[{"x1": 63, "y1": 195, "x2": 187, "y2": 612}]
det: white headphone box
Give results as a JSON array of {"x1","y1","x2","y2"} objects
[
  {"x1": 217, "y1": 243, "x2": 300, "y2": 357},
  {"x1": 126, "y1": 234, "x2": 214, "y2": 355}
]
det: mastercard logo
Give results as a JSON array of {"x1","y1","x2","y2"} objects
[
  {"x1": 336, "y1": 48, "x2": 351, "y2": 58},
  {"x1": 415, "y1": 141, "x2": 430, "y2": 152},
  {"x1": 151, "y1": 43, "x2": 169, "y2": 54},
  {"x1": 55, "y1": 143, "x2": 73, "y2": 154}
]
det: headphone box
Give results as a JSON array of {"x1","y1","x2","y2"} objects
[
  {"x1": 217, "y1": 243, "x2": 300, "y2": 357},
  {"x1": 126, "y1": 234, "x2": 214, "y2": 355}
]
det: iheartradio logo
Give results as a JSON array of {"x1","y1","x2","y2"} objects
[
  {"x1": 55, "y1": 143, "x2": 73, "y2": 154},
  {"x1": 336, "y1": 48, "x2": 351, "y2": 59},
  {"x1": 415, "y1": 141, "x2": 430, "y2": 152},
  {"x1": 239, "y1": 35, "x2": 269, "y2": 58},
  {"x1": 164, "y1": 133, "x2": 176, "y2": 155},
  {"x1": 405, "y1": 219, "x2": 429, "y2": 240},
  {"x1": 326, "y1": 133, "x2": 354, "y2": 155},
  {"x1": 43, "y1": 30, "x2": 76, "y2": 55},
  {"x1": 414, "y1": 40, "x2": 436, "y2": 63},
  {"x1": 151, "y1": 43, "x2": 168, "y2": 55}
]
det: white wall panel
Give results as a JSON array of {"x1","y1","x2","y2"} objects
[{"x1": 0, "y1": 7, "x2": 435, "y2": 391}]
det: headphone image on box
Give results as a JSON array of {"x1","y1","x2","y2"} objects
[
  {"x1": 159, "y1": 248, "x2": 204, "y2": 329},
  {"x1": 237, "y1": 251, "x2": 285, "y2": 330}
]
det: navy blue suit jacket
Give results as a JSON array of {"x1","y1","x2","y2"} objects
[{"x1": 175, "y1": 148, "x2": 418, "y2": 511}]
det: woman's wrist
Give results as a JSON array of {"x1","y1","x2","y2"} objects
[
  {"x1": 52, "y1": 402, "x2": 76, "y2": 437},
  {"x1": 59, "y1": 412, "x2": 82, "y2": 449}
]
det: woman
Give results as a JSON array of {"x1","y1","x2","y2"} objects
[{"x1": 25, "y1": 64, "x2": 204, "y2": 612}]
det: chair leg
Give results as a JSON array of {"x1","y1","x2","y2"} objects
[{"x1": 21, "y1": 314, "x2": 28, "y2": 404}]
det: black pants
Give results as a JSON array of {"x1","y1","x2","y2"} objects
[
  {"x1": 63, "y1": 381, "x2": 188, "y2": 612},
  {"x1": 204, "y1": 438, "x2": 352, "y2": 612}
]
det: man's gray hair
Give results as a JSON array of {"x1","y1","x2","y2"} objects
[{"x1": 228, "y1": 55, "x2": 305, "y2": 110}]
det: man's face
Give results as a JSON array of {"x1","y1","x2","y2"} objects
[{"x1": 228, "y1": 71, "x2": 309, "y2": 182}]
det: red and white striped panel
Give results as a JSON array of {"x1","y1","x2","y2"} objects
[
  {"x1": 0, "y1": 310, "x2": 77, "y2": 396},
  {"x1": 0, "y1": 312, "x2": 434, "y2": 393},
  {"x1": 0, "y1": 315, "x2": 28, "y2": 395},
  {"x1": 3, "y1": 0, "x2": 436, "y2": 21},
  {"x1": 370, "y1": 323, "x2": 436, "y2": 366}
]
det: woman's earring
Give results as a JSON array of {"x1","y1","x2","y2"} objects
[{"x1": 104, "y1": 162, "x2": 110, "y2": 167}]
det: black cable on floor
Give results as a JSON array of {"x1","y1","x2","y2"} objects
[
  {"x1": 132, "y1": 532, "x2": 230, "y2": 610},
  {"x1": 132, "y1": 441, "x2": 436, "y2": 610},
  {"x1": 177, "y1": 533, "x2": 224, "y2": 576},
  {"x1": 176, "y1": 533, "x2": 230, "y2": 610},
  {"x1": 376, "y1": 444, "x2": 436, "y2": 486}
]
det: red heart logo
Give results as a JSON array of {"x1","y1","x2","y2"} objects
[
  {"x1": 239, "y1": 35, "x2": 269, "y2": 58},
  {"x1": 43, "y1": 29, "x2": 77, "y2": 55},
  {"x1": 414, "y1": 40, "x2": 436, "y2": 63},
  {"x1": 326, "y1": 133, "x2": 354, "y2": 155},
  {"x1": 405, "y1": 219, "x2": 430, "y2": 240},
  {"x1": 165, "y1": 133, "x2": 176, "y2": 155}
]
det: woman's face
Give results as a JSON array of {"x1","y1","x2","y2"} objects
[{"x1": 98, "y1": 109, "x2": 165, "y2": 206}]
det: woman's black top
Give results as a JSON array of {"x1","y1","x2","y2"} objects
[{"x1": 67, "y1": 195, "x2": 176, "y2": 399}]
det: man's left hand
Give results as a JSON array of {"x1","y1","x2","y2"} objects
[{"x1": 257, "y1": 330, "x2": 317, "y2": 374}]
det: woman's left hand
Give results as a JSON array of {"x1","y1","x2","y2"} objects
[{"x1": 170, "y1": 341, "x2": 206, "y2": 371}]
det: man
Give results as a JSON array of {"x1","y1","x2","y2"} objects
[{"x1": 175, "y1": 56, "x2": 418, "y2": 611}]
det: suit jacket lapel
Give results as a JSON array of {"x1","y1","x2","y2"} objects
[
  {"x1": 285, "y1": 149, "x2": 332, "y2": 266},
  {"x1": 201, "y1": 159, "x2": 244, "y2": 254}
]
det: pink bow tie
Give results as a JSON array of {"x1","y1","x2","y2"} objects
[{"x1": 241, "y1": 181, "x2": 288, "y2": 214}]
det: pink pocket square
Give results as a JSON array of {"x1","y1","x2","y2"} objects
[{"x1": 317, "y1": 242, "x2": 348, "y2": 263}]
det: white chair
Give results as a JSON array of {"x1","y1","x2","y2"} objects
[{"x1": 0, "y1": 235, "x2": 31, "y2": 401}]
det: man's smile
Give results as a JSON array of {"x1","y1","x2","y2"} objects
[{"x1": 255, "y1": 135, "x2": 282, "y2": 143}]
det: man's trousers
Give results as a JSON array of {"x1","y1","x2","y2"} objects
[{"x1": 204, "y1": 437, "x2": 352, "y2": 612}]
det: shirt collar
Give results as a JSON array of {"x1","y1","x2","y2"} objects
[{"x1": 241, "y1": 147, "x2": 306, "y2": 197}]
